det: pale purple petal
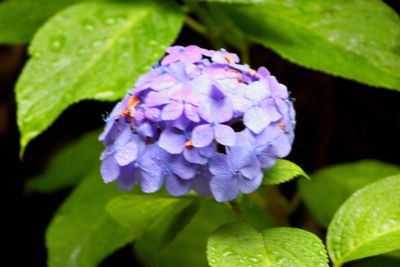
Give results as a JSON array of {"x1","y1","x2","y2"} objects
[
  {"x1": 215, "y1": 124, "x2": 236, "y2": 146},
  {"x1": 244, "y1": 107, "x2": 271, "y2": 134},
  {"x1": 115, "y1": 141, "x2": 138, "y2": 166},
  {"x1": 192, "y1": 166, "x2": 212, "y2": 195},
  {"x1": 183, "y1": 148, "x2": 208, "y2": 165},
  {"x1": 210, "y1": 175, "x2": 239, "y2": 202},
  {"x1": 184, "y1": 104, "x2": 200, "y2": 122},
  {"x1": 117, "y1": 164, "x2": 137, "y2": 191},
  {"x1": 262, "y1": 99, "x2": 282, "y2": 121},
  {"x1": 137, "y1": 122, "x2": 156, "y2": 140},
  {"x1": 145, "y1": 91, "x2": 170, "y2": 107},
  {"x1": 271, "y1": 134, "x2": 291, "y2": 158},
  {"x1": 114, "y1": 127, "x2": 132, "y2": 148},
  {"x1": 159, "y1": 128, "x2": 186, "y2": 154},
  {"x1": 171, "y1": 156, "x2": 196, "y2": 179},
  {"x1": 237, "y1": 173, "x2": 262, "y2": 194},
  {"x1": 101, "y1": 156, "x2": 120, "y2": 183},
  {"x1": 258, "y1": 152, "x2": 276, "y2": 169},
  {"x1": 192, "y1": 124, "x2": 214, "y2": 148},
  {"x1": 245, "y1": 80, "x2": 270, "y2": 101},
  {"x1": 162, "y1": 102, "x2": 184, "y2": 120},
  {"x1": 240, "y1": 163, "x2": 262, "y2": 180},
  {"x1": 165, "y1": 174, "x2": 192, "y2": 196},
  {"x1": 139, "y1": 154, "x2": 163, "y2": 193},
  {"x1": 209, "y1": 153, "x2": 231, "y2": 176},
  {"x1": 145, "y1": 107, "x2": 161, "y2": 121}
]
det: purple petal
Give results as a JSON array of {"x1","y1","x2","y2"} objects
[
  {"x1": 137, "y1": 122, "x2": 156, "y2": 140},
  {"x1": 240, "y1": 163, "x2": 262, "y2": 180},
  {"x1": 159, "y1": 128, "x2": 186, "y2": 154},
  {"x1": 256, "y1": 125, "x2": 281, "y2": 147},
  {"x1": 275, "y1": 98, "x2": 289, "y2": 115},
  {"x1": 171, "y1": 156, "x2": 197, "y2": 179},
  {"x1": 192, "y1": 167, "x2": 212, "y2": 195},
  {"x1": 245, "y1": 80, "x2": 270, "y2": 101},
  {"x1": 145, "y1": 107, "x2": 161, "y2": 121},
  {"x1": 162, "y1": 102, "x2": 184, "y2": 120},
  {"x1": 145, "y1": 91, "x2": 170, "y2": 107},
  {"x1": 244, "y1": 107, "x2": 271, "y2": 134},
  {"x1": 271, "y1": 134, "x2": 291, "y2": 158},
  {"x1": 115, "y1": 141, "x2": 138, "y2": 166},
  {"x1": 101, "y1": 156, "x2": 120, "y2": 183},
  {"x1": 214, "y1": 124, "x2": 236, "y2": 146},
  {"x1": 258, "y1": 152, "x2": 276, "y2": 169},
  {"x1": 183, "y1": 148, "x2": 208, "y2": 165},
  {"x1": 237, "y1": 173, "x2": 262, "y2": 194},
  {"x1": 199, "y1": 98, "x2": 233, "y2": 123},
  {"x1": 165, "y1": 174, "x2": 192, "y2": 196},
  {"x1": 117, "y1": 164, "x2": 137, "y2": 191},
  {"x1": 262, "y1": 98, "x2": 282, "y2": 121},
  {"x1": 210, "y1": 175, "x2": 239, "y2": 202},
  {"x1": 139, "y1": 153, "x2": 163, "y2": 193},
  {"x1": 209, "y1": 153, "x2": 231, "y2": 176},
  {"x1": 192, "y1": 124, "x2": 214, "y2": 148},
  {"x1": 184, "y1": 104, "x2": 200, "y2": 122},
  {"x1": 114, "y1": 127, "x2": 132, "y2": 148}
]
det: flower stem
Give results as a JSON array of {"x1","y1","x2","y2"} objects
[
  {"x1": 239, "y1": 40, "x2": 251, "y2": 65},
  {"x1": 266, "y1": 186, "x2": 290, "y2": 226},
  {"x1": 184, "y1": 16, "x2": 207, "y2": 37},
  {"x1": 228, "y1": 200, "x2": 244, "y2": 222},
  {"x1": 184, "y1": 0, "x2": 226, "y2": 49}
]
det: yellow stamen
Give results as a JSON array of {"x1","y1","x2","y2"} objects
[
  {"x1": 185, "y1": 140, "x2": 193, "y2": 149},
  {"x1": 279, "y1": 122, "x2": 285, "y2": 132},
  {"x1": 224, "y1": 54, "x2": 235, "y2": 64}
]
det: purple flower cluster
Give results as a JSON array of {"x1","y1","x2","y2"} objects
[{"x1": 99, "y1": 45, "x2": 295, "y2": 202}]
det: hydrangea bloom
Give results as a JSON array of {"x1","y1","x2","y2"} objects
[{"x1": 100, "y1": 45, "x2": 296, "y2": 202}]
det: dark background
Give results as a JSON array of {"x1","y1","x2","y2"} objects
[{"x1": 1, "y1": 1, "x2": 400, "y2": 266}]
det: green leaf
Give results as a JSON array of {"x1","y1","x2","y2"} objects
[
  {"x1": 226, "y1": 0, "x2": 400, "y2": 90},
  {"x1": 16, "y1": 1, "x2": 184, "y2": 153},
  {"x1": 327, "y1": 175, "x2": 400, "y2": 266},
  {"x1": 207, "y1": 223, "x2": 328, "y2": 267},
  {"x1": 26, "y1": 129, "x2": 102, "y2": 193},
  {"x1": 105, "y1": 194, "x2": 194, "y2": 237},
  {"x1": 263, "y1": 159, "x2": 309, "y2": 185},
  {"x1": 159, "y1": 199, "x2": 202, "y2": 248},
  {"x1": 0, "y1": 0, "x2": 86, "y2": 44},
  {"x1": 299, "y1": 160, "x2": 400, "y2": 227},
  {"x1": 135, "y1": 200, "x2": 237, "y2": 267},
  {"x1": 46, "y1": 173, "x2": 132, "y2": 267},
  {"x1": 201, "y1": 0, "x2": 266, "y2": 3}
]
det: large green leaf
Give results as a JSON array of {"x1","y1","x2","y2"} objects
[
  {"x1": 327, "y1": 175, "x2": 400, "y2": 266},
  {"x1": 16, "y1": 1, "x2": 184, "y2": 153},
  {"x1": 226, "y1": 0, "x2": 400, "y2": 90},
  {"x1": 299, "y1": 160, "x2": 400, "y2": 227},
  {"x1": 135, "y1": 200, "x2": 238, "y2": 267},
  {"x1": 263, "y1": 159, "x2": 309, "y2": 185},
  {"x1": 46, "y1": 173, "x2": 132, "y2": 267},
  {"x1": 105, "y1": 194, "x2": 194, "y2": 236},
  {"x1": 0, "y1": 0, "x2": 86, "y2": 44},
  {"x1": 207, "y1": 223, "x2": 328, "y2": 267},
  {"x1": 201, "y1": 0, "x2": 266, "y2": 3},
  {"x1": 26, "y1": 129, "x2": 102, "y2": 193}
]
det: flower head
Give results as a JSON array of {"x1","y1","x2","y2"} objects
[{"x1": 100, "y1": 45, "x2": 296, "y2": 202}]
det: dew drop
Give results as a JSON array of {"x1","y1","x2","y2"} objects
[
  {"x1": 222, "y1": 251, "x2": 233, "y2": 257},
  {"x1": 249, "y1": 257, "x2": 259, "y2": 263},
  {"x1": 92, "y1": 40, "x2": 103, "y2": 48},
  {"x1": 50, "y1": 35, "x2": 66, "y2": 51},
  {"x1": 105, "y1": 17, "x2": 116, "y2": 25},
  {"x1": 81, "y1": 18, "x2": 95, "y2": 31},
  {"x1": 34, "y1": 51, "x2": 42, "y2": 58}
]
